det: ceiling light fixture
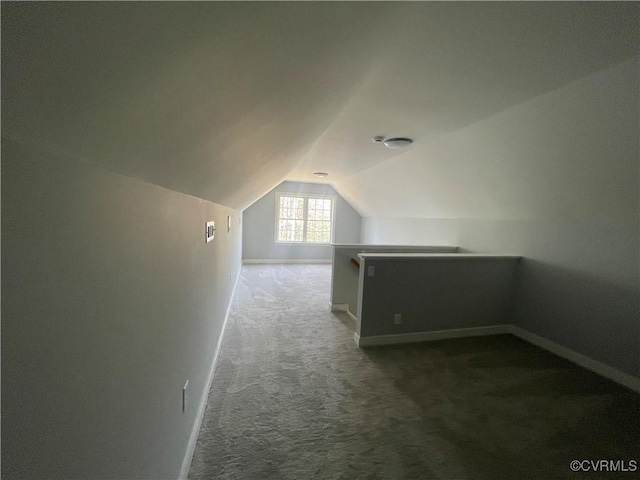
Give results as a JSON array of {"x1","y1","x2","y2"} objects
[
  {"x1": 383, "y1": 137, "x2": 413, "y2": 149},
  {"x1": 372, "y1": 135, "x2": 414, "y2": 149},
  {"x1": 313, "y1": 171, "x2": 329, "y2": 178}
]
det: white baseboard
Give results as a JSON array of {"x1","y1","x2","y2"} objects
[
  {"x1": 507, "y1": 325, "x2": 640, "y2": 394},
  {"x1": 329, "y1": 302, "x2": 348, "y2": 312},
  {"x1": 353, "y1": 323, "x2": 640, "y2": 394},
  {"x1": 179, "y1": 270, "x2": 241, "y2": 480},
  {"x1": 354, "y1": 325, "x2": 510, "y2": 347},
  {"x1": 242, "y1": 259, "x2": 331, "y2": 264},
  {"x1": 329, "y1": 303, "x2": 357, "y2": 322}
]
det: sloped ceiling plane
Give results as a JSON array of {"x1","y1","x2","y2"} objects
[{"x1": 2, "y1": 2, "x2": 638, "y2": 217}]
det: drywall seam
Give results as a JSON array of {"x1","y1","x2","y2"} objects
[
  {"x1": 2, "y1": 135, "x2": 227, "y2": 208},
  {"x1": 179, "y1": 269, "x2": 242, "y2": 480}
]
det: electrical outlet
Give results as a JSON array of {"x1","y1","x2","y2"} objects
[
  {"x1": 394, "y1": 313, "x2": 402, "y2": 325},
  {"x1": 367, "y1": 265, "x2": 375, "y2": 277},
  {"x1": 182, "y1": 380, "x2": 189, "y2": 413}
]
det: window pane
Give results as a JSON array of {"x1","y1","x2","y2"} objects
[
  {"x1": 278, "y1": 218, "x2": 304, "y2": 242},
  {"x1": 279, "y1": 196, "x2": 304, "y2": 220},
  {"x1": 308, "y1": 206, "x2": 321, "y2": 220},
  {"x1": 304, "y1": 196, "x2": 332, "y2": 243},
  {"x1": 278, "y1": 196, "x2": 306, "y2": 241},
  {"x1": 307, "y1": 219, "x2": 331, "y2": 243}
]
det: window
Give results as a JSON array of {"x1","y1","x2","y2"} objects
[{"x1": 276, "y1": 193, "x2": 335, "y2": 244}]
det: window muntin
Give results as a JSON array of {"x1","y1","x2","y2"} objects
[{"x1": 276, "y1": 193, "x2": 335, "y2": 244}]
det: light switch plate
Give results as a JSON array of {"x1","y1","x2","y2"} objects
[
  {"x1": 182, "y1": 380, "x2": 189, "y2": 413},
  {"x1": 205, "y1": 221, "x2": 216, "y2": 243}
]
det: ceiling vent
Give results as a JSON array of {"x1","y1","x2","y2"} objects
[
  {"x1": 372, "y1": 136, "x2": 413, "y2": 149},
  {"x1": 383, "y1": 137, "x2": 413, "y2": 149}
]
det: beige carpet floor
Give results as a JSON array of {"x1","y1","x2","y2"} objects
[{"x1": 188, "y1": 264, "x2": 639, "y2": 480}]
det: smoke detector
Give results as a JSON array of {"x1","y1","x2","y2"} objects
[
  {"x1": 383, "y1": 137, "x2": 413, "y2": 149},
  {"x1": 372, "y1": 136, "x2": 413, "y2": 149}
]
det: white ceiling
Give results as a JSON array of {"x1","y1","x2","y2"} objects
[{"x1": 2, "y1": 2, "x2": 638, "y2": 213}]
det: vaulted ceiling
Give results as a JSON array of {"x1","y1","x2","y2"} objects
[{"x1": 2, "y1": 2, "x2": 638, "y2": 215}]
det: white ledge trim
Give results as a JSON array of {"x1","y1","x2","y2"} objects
[
  {"x1": 357, "y1": 253, "x2": 520, "y2": 260},
  {"x1": 332, "y1": 243, "x2": 458, "y2": 250},
  {"x1": 243, "y1": 259, "x2": 331, "y2": 264}
]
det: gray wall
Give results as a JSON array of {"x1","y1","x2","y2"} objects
[
  {"x1": 357, "y1": 256, "x2": 519, "y2": 337},
  {"x1": 360, "y1": 59, "x2": 639, "y2": 377},
  {"x1": 331, "y1": 245, "x2": 458, "y2": 317},
  {"x1": 2, "y1": 139, "x2": 243, "y2": 479},
  {"x1": 242, "y1": 181, "x2": 361, "y2": 261}
]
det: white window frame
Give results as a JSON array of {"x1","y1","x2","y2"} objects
[{"x1": 274, "y1": 192, "x2": 336, "y2": 245}]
